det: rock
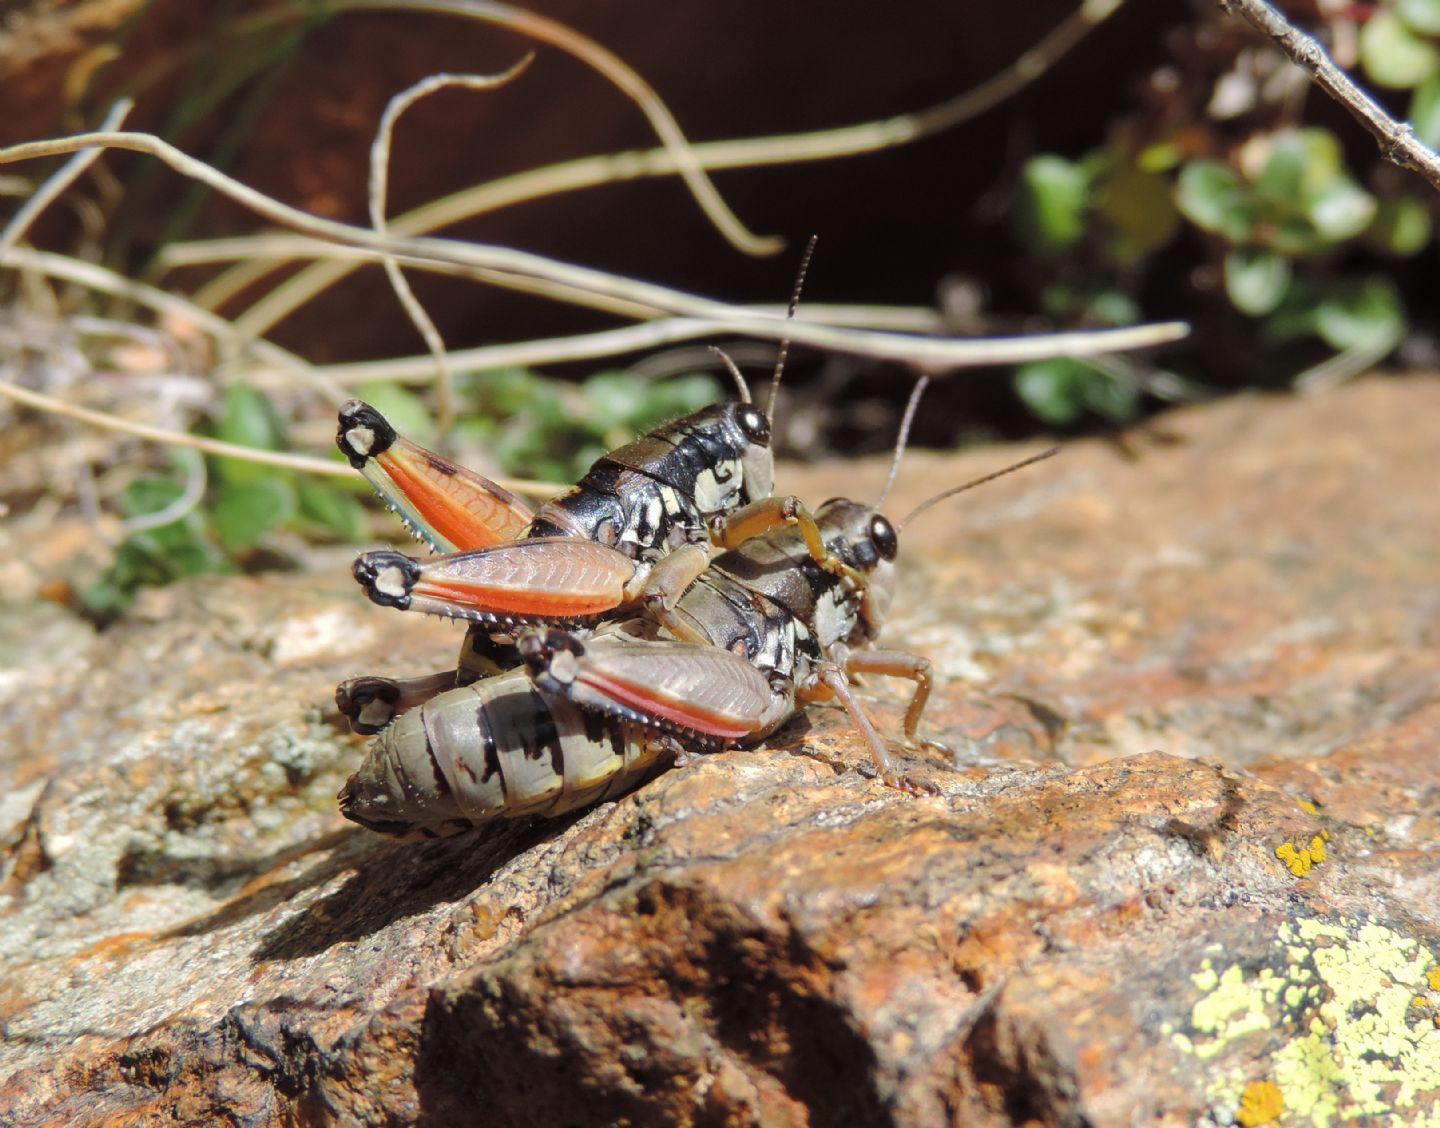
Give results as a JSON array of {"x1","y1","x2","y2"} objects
[{"x1": 2, "y1": 377, "x2": 1439, "y2": 1126}]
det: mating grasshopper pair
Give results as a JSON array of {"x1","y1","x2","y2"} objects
[{"x1": 333, "y1": 358, "x2": 1055, "y2": 837}]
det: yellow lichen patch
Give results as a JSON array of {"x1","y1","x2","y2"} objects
[
  {"x1": 1276, "y1": 832, "x2": 1330, "y2": 877},
  {"x1": 1297, "y1": 799, "x2": 1319, "y2": 815},
  {"x1": 1180, "y1": 918, "x2": 1440, "y2": 1126},
  {"x1": 1429, "y1": 967, "x2": 1440, "y2": 993},
  {"x1": 1237, "y1": 1080, "x2": 1285, "y2": 1126}
]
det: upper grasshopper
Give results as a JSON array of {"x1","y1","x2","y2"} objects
[{"x1": 336, "y1": 242, "x2": 818, "y2": 734}]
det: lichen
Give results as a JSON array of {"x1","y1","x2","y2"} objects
[
  {"x1": 1276, "y1": 832, "x2": 1330, "y2": 877},
  {"x1": 1173, "y1": 917, "x2": 1440, "y2": 1126},
  {"x1": 1237, "y1": 1080, "x2": 1285, "y2": 1126}
]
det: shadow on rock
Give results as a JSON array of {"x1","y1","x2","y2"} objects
[
  {"x1": 158, "y1": 829, "x2": 365, "y2": 941},
  {"x1": 412, "y1": 876, "x2": 894, "y2": 1128},
  {"x1": 251, "y1": 814, "x2": 580, "y2": 962}
]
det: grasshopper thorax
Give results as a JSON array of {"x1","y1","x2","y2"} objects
[
  {"x1": 529, "y1": 399, "x2": 775, "y2": 557},
  {"x1": 607, "y1": 399, "x2": 774, "y2": 514}
]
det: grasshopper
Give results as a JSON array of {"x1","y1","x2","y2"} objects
[
  {"x1": 336, "y1": 243, "x2": 825, "y2": 734},
  {"x1": 339, "y1": 378, "x2": 1058, "y2": 836}
]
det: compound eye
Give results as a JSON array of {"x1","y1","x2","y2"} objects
[
  {"x1": 736, "y1": 405, "x2": 771, "y2": 445},
  {"x1": 870, "y1": 515, "x2": 898, "y2": 560}
]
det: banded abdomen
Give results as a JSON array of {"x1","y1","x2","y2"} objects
[{"x1": 338, "y1": 669, "x2": 670, "y2": 837}]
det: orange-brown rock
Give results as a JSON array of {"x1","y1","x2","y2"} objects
[{"x1": 2, "y1": 377, "x2": 1438, "y2": 1126}]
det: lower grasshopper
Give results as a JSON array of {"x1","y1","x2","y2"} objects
[{"x1": 340, "y1": 379, "x2": 1057, "y2": 836}]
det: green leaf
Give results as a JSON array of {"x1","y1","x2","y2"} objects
[
  {"x1": 1399, "y1": 0, "x2": 1440, "y2": 37},
  {"x1": 1368, "y1": 195, "x2": 1433, "y2": 255},
  {"x1": 1095, "y1": 160, "x2": 1181, "y2": 261},
  {"x1": 1176, "y1": 160, "x2": 1251, "y2": 241},
  {"x1": 583, "y1": 372, "x2": 652, "y2": 431},
  {"x1": 1304, "y1": 176, "x2": 1377, "y2": 242},
  {"x1": 1086, "y1": 290, "x2": 1141, "y2": 327},
  {"x1": 1409, "y1": 73, "x2": 1440, "y2": 147},
  {"x1": 213, "y1": 478, "x2": 296, "y2": 552},
  {"x1": 645, "y1": 373, "x2": 723, "y2": 421},
  {"x1": 1313, "y1": 277, "x2": 1406, "y2": 351},
  {"x1": 296, "y1": 478, "x2": 368, "y2": 541},
  {"x1": 1360, "y1": 9, "x2": 1440, "y2": 88},
  {"x1": 214, "y1": 384, "x2": 289, "y2": 484},
  {"x1": 1255, "y1": 134, "x2": 1309, "y2": 201},
  {"x1": 1077, "y1": 369, "x2": 1139, "y2": 423},
  {"x1": 1224, "y1": 249, "x2": 1292, "y2": 316},
  {"x1": 1017, "y1": 155, "x2": 1091, "y2": 253},
  {"x1": 121, "y1": 475, "x2": 187, "y2": 521},
  {"x1": 1014, "y1": 360, "x2": 1084, "y2": 425},
  {"x1": 1294, "y1": 129, "x2": 1346, "y2": 190}
]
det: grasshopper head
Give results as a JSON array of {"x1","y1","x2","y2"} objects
[
  {"x1": 815, "y1": 498, "x2": 900, "y2": 636},
  {"x1": 664, "y1": 400, "x2": 774, "y2": 516}
]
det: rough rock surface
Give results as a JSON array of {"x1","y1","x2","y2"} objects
[{"x1": 2, "y1": 377, "x2": 1439, "y2": 1126}]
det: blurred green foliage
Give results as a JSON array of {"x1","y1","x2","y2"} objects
[{"x1": 1009, "y1": 0, "x2": 1440, "y2": 425}]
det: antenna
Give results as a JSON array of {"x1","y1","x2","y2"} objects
[
  {"x1": 876, "y1": 376, "x2": 930, "y2": 510},
  {"x1": 766, "y1": 233, "x2": 817, "y2": 424},
  {"x1": 897, "y1": 447, "x2": 1060, "y2": 532},
  {"x1": 709, "y1": 346, "x2": 750, "y2": 403}
]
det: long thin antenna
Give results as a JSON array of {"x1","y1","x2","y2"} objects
[
  {"x1": 876, "y1": 376, "x2": 930, "y2": 510},
  {"x1": 709, "y1": 345, "x2": 751, "y2": 403},
  {"x1": 897, "y1": 447, "x2": 1060, "y2": 532},
  {"x1": 766, "y1": 234, "x2": 818, "y2": 423}
]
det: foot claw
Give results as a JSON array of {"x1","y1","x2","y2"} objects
[{"x1": 890, "y1": 772, "x2": 942, "y2": 798}]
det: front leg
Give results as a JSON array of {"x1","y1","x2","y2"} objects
[{"x1": 711, "y1": 496, "x2": 858, "y2": 582}]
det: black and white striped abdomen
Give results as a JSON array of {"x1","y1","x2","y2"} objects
[{"x1": 338, "y1": 670, "x2": 669, "y2": 838}]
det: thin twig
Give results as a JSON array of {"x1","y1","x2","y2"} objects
[
  {"x1": 340, "y1": 0, "x2": 780, "y2": 256},
  {"x1": 0, "y1": 378, "x2": 564, "y2": 496},
  {"x1": 0, "y1": 99, "x2": 133, "y2": 257},
  {"x1": 0, "y1": 128, "x2": 1191, "y2": 365},
  {"x1": 1218, "y1": 0, "x2": 1440, "y2": 191},
  {"x1": 125, "y1": 446, "x2": 207, "y2": 532},
  {"x1": 192, "y1": 0, "x2": 1121, "y2": 333},
  {"x1": 311, "y1": 305, "x2": 952, "y2": 384},
  {"x1": 369, "y1": 64, "x2": 532, "y2": 436}
]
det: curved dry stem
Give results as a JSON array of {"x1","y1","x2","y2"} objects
[
  {"x1": 305, "y1": 304, "x2": 949, "y2": 384},
  {"x1": 0, "y1": 131, "x2": 1189, "y2": 364},
  {"x1": 339, "y1": 0, "x2": 778, "y2": 256},
  {"x1": 124, "y1": 446, "x2": 207, "y2": 533},
  {"x1": 202, "y1": 0, "x2": 1121, "y2": 335},
  {"x1": 370, "y1": 63, "x2": 532, "y2": 436},
  {"x1": 0, "y1": 377, "x2": 562, "y2": 496},
  {"x1": 0, "y1": 99, "x2": 133, "y2": 257}
]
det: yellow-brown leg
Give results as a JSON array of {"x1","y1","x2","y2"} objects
[{"x1": 844, "y1": 648, "x2": 933, "y2": 743}]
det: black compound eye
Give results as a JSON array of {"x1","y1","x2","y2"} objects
[
  {"x1": 870, "y1": 515, "x2": 898, "y2": 560},
  {"x1": 736, "y1": 405, "x2": 771, "y2": 445}
]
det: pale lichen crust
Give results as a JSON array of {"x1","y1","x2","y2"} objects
[{"x1": 1165, "y1": 917, "x2": 1440, "y2": 1126}]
